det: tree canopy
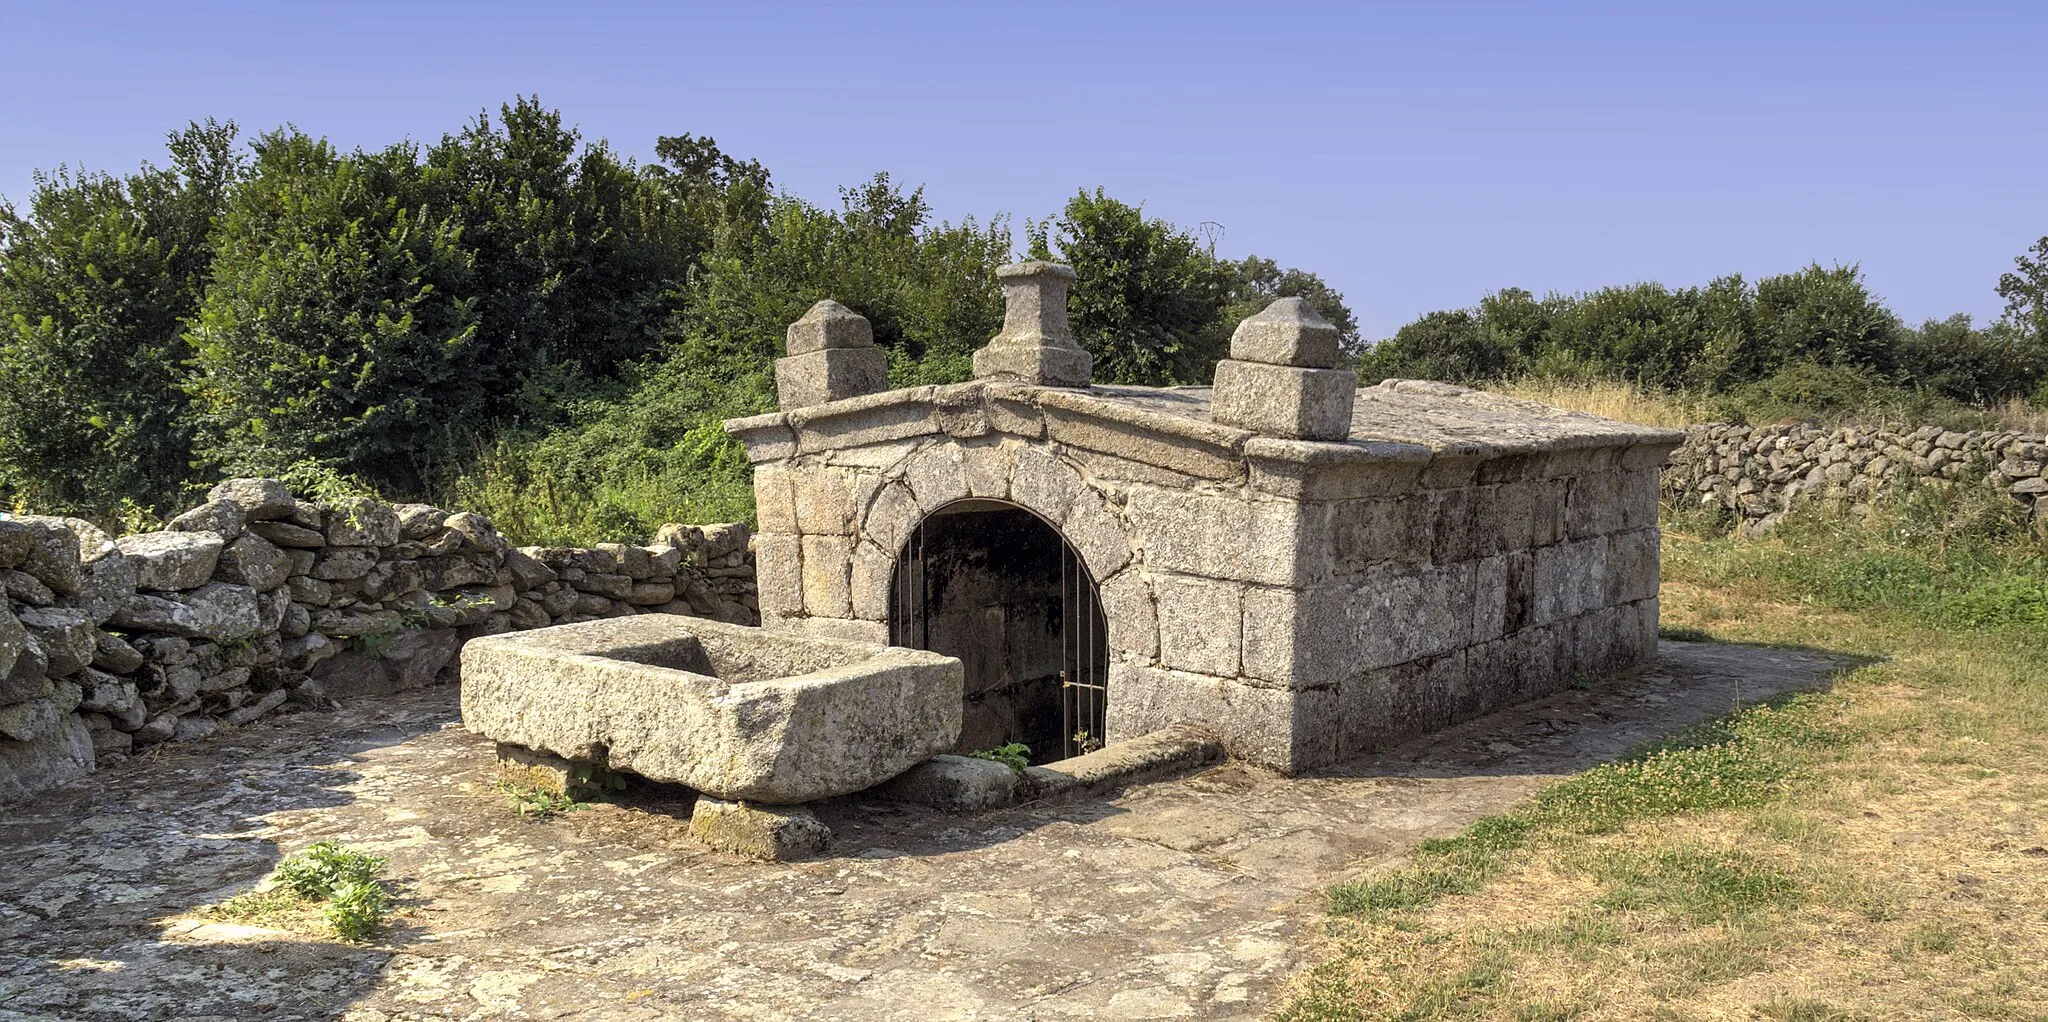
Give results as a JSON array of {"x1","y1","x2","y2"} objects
[{"x1": 0, "y1": 99, "x2": 1352, "y2": 537}]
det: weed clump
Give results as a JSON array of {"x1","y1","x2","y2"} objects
[
  {"x1": 207, "y1": 842, "x2": 392, "y2": 942},
  {"x1": 502, "y1": 781, "x2": 586, "y2": 820},
  {"x1": 968, "y1": 742, "x2": 1032, "y2": 772}
]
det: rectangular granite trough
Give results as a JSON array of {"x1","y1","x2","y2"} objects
[{"x1": 460, "y1": 616, "x2": 963, "y2": 804}]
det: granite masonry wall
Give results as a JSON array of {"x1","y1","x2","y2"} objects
[
  {"x1": 0, "y1": 478, "x2": 756, "y2": 805},
  {"x1": 732, "y1": 272, "x2": 1680, "y2": 777},
  {"x1": 1665, "y1": 423, "x2": 2048, "y2": 532},
  {"x1": 728, "y1": 379, "x2": 1678, "y2": 776}
]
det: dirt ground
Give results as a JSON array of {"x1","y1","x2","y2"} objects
[{"x1": 0, "y1": 641, "x2": 1840, "y2": 1022}]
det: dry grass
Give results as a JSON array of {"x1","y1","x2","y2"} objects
[
  {"x1": 1988, "y1": 396, "x2": 2048, "y2": 435},
  {"x1": 1493, "y1": 378, "x2": 2048, "y2": 434},
  {"x1": 1274, "y1": 526, "x2": 2048, "y2": 1022},
  {"x1": 1492, "y1": 379, "x2": 1710, "y2": 428}
]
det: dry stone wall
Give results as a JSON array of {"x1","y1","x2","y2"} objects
[
  {"x1": 1665, "y1": 423, "x2": 2048, "y2": 532},
  {"x1": 0, "y1": 478, "x2": 756, "y2": 805}
]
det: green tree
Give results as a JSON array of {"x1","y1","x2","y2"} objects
[
  {"x1": 1027, "y1": 189, "x2": 1232, "y2": 385},
  {"x1": 1997, "y1": 236, "x2": 2048, "y2": 347},
  {"x1": 1752, "y1": 263, "x2": 1900, "y2": 375},
  {"x1": 1359, "y1": 309, "x2": 1513, "y2": 384},
  {"x1": 183, "y1": 130, "x2": 480, "y2": 492},
  {"x1": 1895, "y1": 314, "x2": 2042, "y2": 404},
  {"x1": 443, "y1": 173, "x2": 1014, "y2": 542},
  {"x1": 0, "y1": 120, "x2": 240, "y2": 515},
  {"x1": 1223, "y1": 256, "x2": 1360, "y2": 354},
  {"x1": 416, "y1": 99, "x2": 700, "y2": 427}
]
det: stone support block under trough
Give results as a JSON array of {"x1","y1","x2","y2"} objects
[
  {"x1": 689, "y1": 797, "x2": 832, "y2": 861},
  {"x1": 496, "y1": 742, "x2": 605, "y2": 799},
  {"x1": 876, "y1": 754, "x2": 1019, "y2": 812}
]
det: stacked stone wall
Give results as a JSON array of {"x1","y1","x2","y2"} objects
[
  {"x1": 0, "y1": 478, "x2": 756, "y2": 804},
  {"x1": 1665, "y1": 424, "x2": 2048, "y2": 531}
]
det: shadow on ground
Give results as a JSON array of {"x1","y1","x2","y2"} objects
[
  {"x1": 0, "y1": 702, "x2": 451, "y2": 1021},
  {"x1": 0, "y1": 640, "x2": 1848, "y2": 1022}
]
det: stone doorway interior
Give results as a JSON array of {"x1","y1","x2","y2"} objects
[{"x1": 889, "y1": 499, "x2": 1108, "y2": 763}]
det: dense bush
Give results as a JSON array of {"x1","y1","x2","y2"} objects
[
  {"x1": 0, "y1": 100, "x2": 1348, "y2": 538},
  {"x1": 6, "y1": 97, "x2": 2043, "y2": 538},
  {"x1": 0, "y1": 121, "x2": 238, "y2": 515},
  {"x1": 1362, "y1": 263, "x2": 2048, "y2": 425}
]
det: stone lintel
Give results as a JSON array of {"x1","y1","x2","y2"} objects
[
  {"x1": 1041, "y1": 408, "x2": 1246, "y2": 482},
  {"x1": 1623, "y1": 438, "x2": 1687, "y2": 470},
  {"x1": 723, "y1": 412, "x2": 796, "y2": 464},
  {"x1": 787, "y1": 386, "x2": 942, "y2": 454},
  {"x1": 1033, "y1": 388, "x2": 1255, "y2": 453}
]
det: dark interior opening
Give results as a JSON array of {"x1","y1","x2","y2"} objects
[{"x1": 889, "y1": 500, "x2": 1108, "y2": 763}]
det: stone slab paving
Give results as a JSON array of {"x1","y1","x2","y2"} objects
[{"x1": 0, "y1": 641, "x2": 1839, "y2": 1022}]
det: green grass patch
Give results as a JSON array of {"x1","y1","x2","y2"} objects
[
  {"x1": 1753, "y1": 998, "x2": 1872, "y2": 1022},
  {"x1": 1578, "y1": 845, "x2": 1803, "y2": 922},
  {"x1": 1656, "y1": 624, "x2": 1715, "y2": 642},
  {"x1": 1331, "y1": 693, "x2": 1838, "y2": 921},
  {"x1": 1665, "y1": 477, "x2": 2048, "y2": 644}
]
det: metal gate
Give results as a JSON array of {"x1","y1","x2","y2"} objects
[{"x1": 889, "y1": 510, "x2": 1109, "y2": 761}]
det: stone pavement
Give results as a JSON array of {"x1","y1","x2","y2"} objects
[{"x1": 0, "y1": 641, "x2": 1839, "y2": 1021}]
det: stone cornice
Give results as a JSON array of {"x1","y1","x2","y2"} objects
[{"x1": 724, "y1": 380, "x2": 1684, "y2": 485}]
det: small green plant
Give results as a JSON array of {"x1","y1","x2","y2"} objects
[
  {"x1": 208, "y1": 842, "x2": 392, "y2": 942},
  {"x1": 348, "y1": 614, "x2": 423, "y2": 656},
  {"x1": 279, "y1": 460, "x2": 382, "y2": 509},
  {"x1": 502, "y1": 781, "x2": 586, "y2": 819},
  {"x1": 969, "y1": 742, "x2": 1031, "y2": 772},
  {"x1": 112, "y1": 497, "x2": 164, "y2": 536},
  {"x1": 274, "y1": 842, "x2": 387, "y2": 900},
  {"x1": 321, "y1": 879, "x2": 389, "y2": 942}
]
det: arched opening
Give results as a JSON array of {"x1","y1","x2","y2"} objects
[{"x1": 889, "y1": 499, "x2": 1109, "y2": 763}]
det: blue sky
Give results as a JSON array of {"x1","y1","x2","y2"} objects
[{"x1": 2, "y1": 1, "x2": 2042, "y2": 338}]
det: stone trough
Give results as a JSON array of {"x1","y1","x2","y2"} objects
[{"x1": 460, "y1": 616, "x2": 962, "y2": 804}]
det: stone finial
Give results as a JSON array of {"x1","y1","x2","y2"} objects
[
  {"x1": 1230, "y1": 296, "x2": 1341, "y2": 369},
  {"x1": 775, "y1": 300, "x2": 888, "y2": 410},
  {"x1": 972, "y1": 261, "x2": 1092, "y2": 387},
  {"x1": 786, "y1": 299, "x2": 874, "y2": 354},
  {"x1": 1211, "y1": 297, "x2": 1357, "y2": 441}
]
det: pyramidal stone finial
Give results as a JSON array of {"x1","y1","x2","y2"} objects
[
  {"x1": 1229, "y1": 296, "x2": 1341, "y2": 369},
  {"x1": 1211, "y1": 297, "x2": 1357, "y2": 441},
  {"x1": 775, "y1": 300, "x2": 887, "y2": 410},
  {"x1": 972, "y1": 261, "x2": 1091, "y2": 387},
  {"x1": 786, "y1": 299, "x2": 874, "y2": 354}
]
